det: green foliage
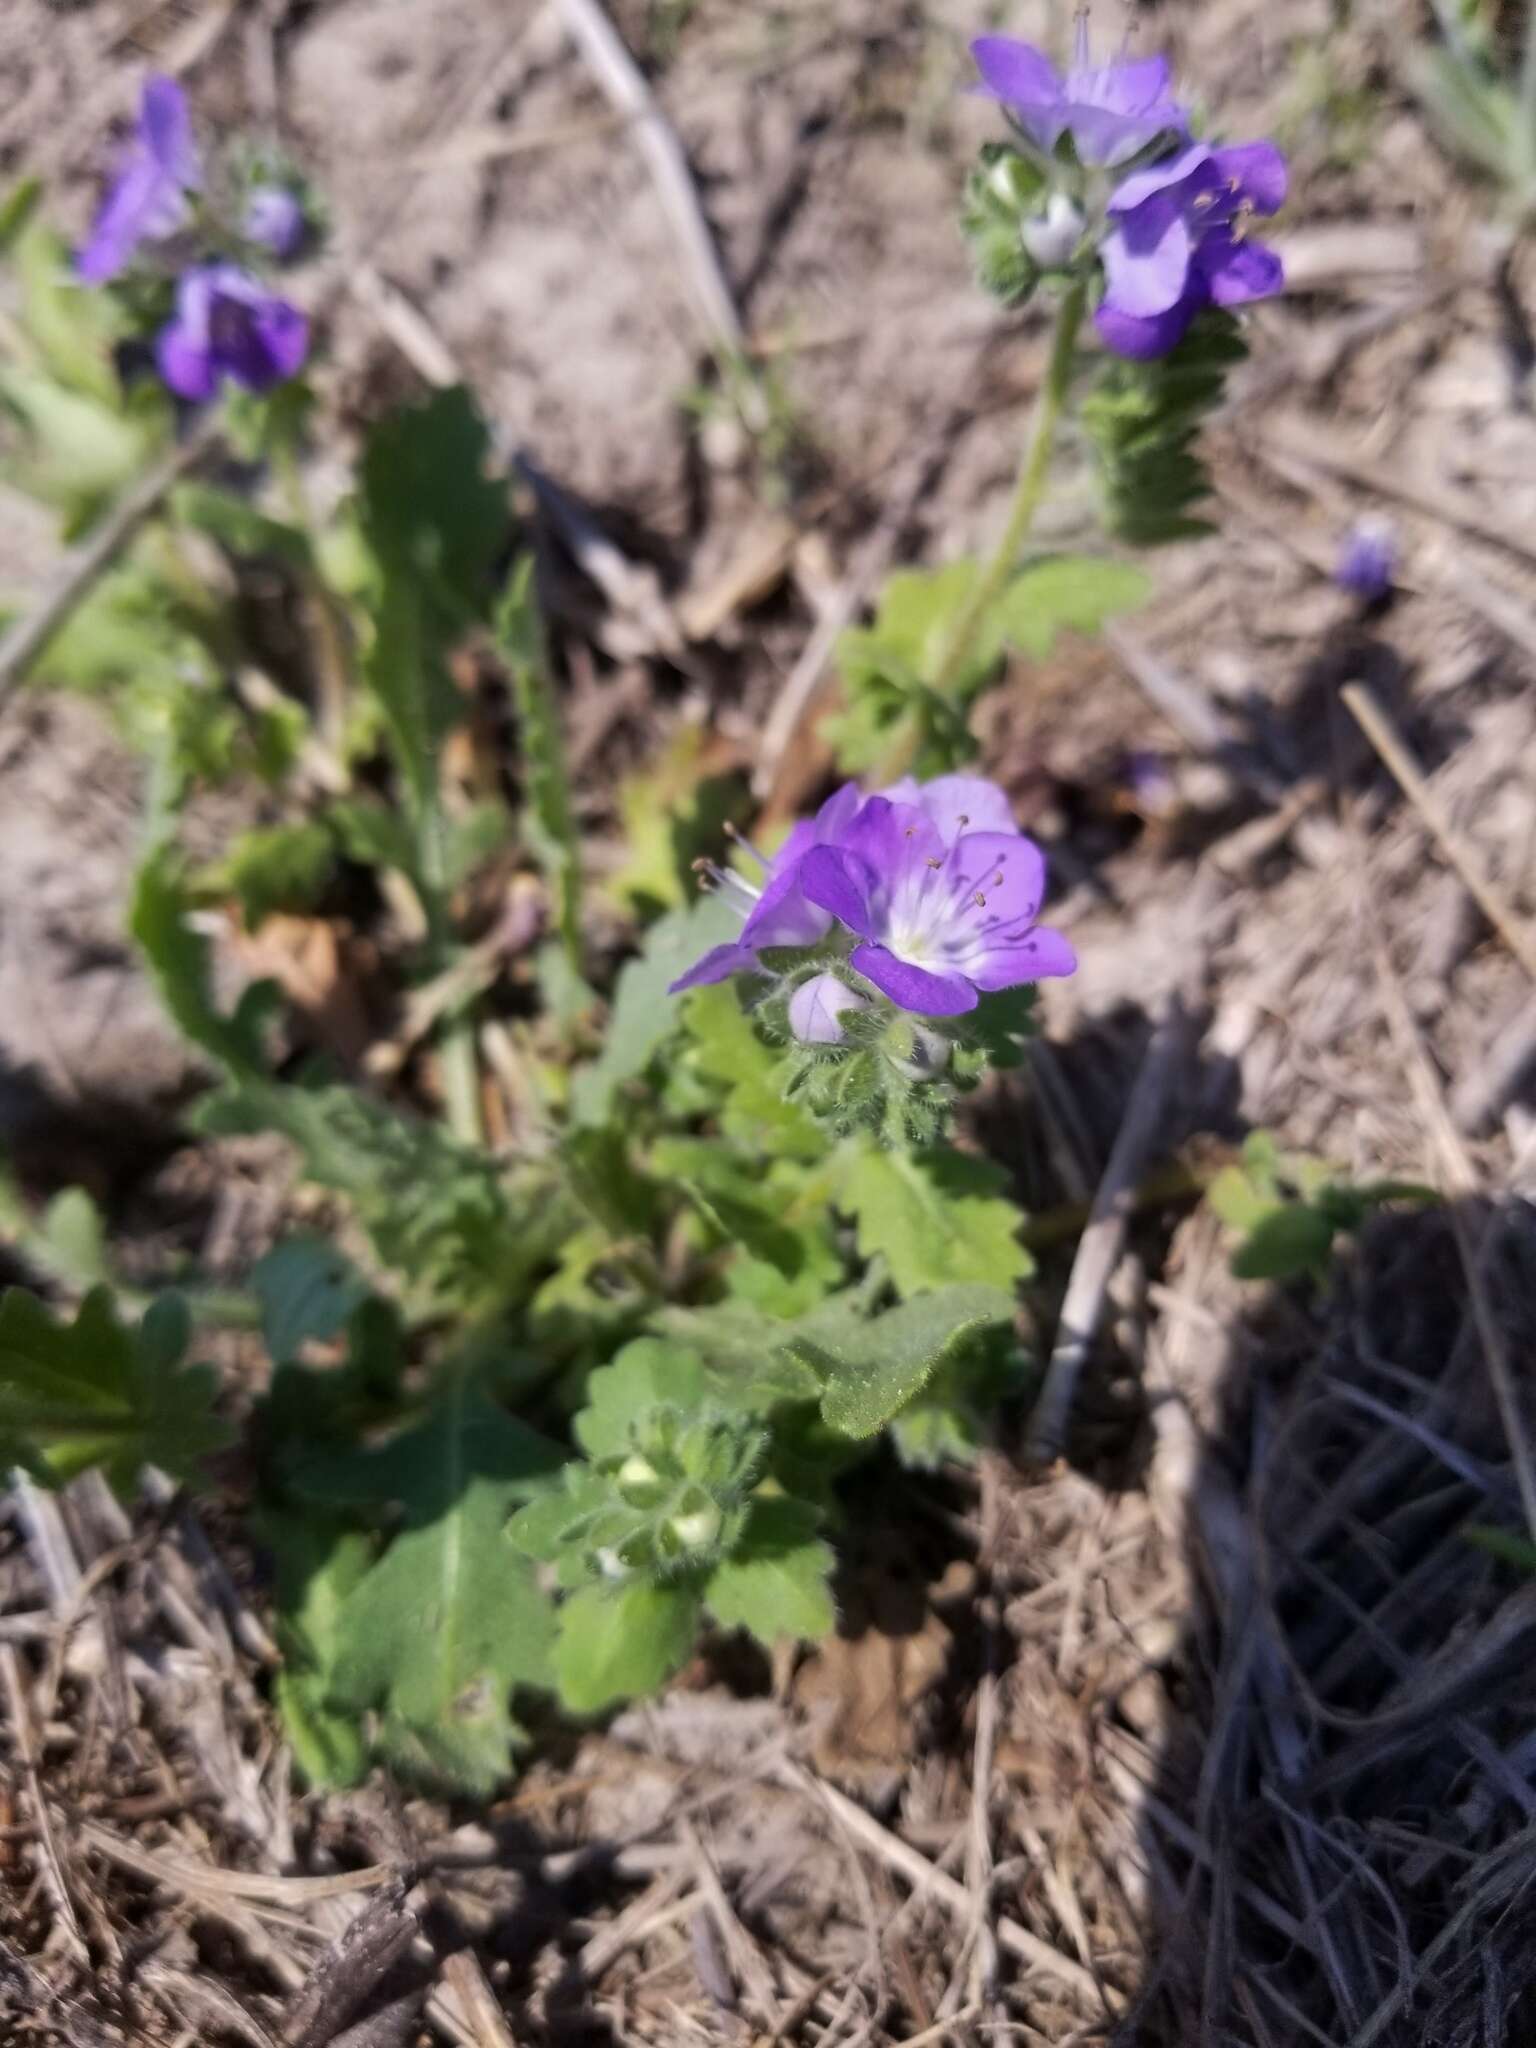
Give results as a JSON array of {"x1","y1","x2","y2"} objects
[
  {"x1": 0, "y1": 1286, "x2": 230, "y2": 1497},
  {"x1": 960, "y1": 144, "x2": 1046, "y2": 308},
  {"x1": 552, "y1": 1579, "x2": 703, "y2": 1713},
  {"x1": 569, "y1": 893, "x2": 741, "y2": 1124},
  {"x1": 260, "y1": 1511, "x2": 372, "y2": 1788},
  {"x1": 319, "y1": 1385, "x2": 562, "y2": 1793},
  {"x1": 826, "y1": 553, "x2": 1148, "y2": 775},
  {"x1": 207, "y1": 821, "x2": 337, "y2": 927},
  {"x1": 1081, "y1": 311, "x2": 1248, "y2": 545},
  {"x1": 1208, "y1": 1131, "x2": 1436, "y2": 1284},
  {"x1": 252, "y1": 1238, "x2": 372, "y2": 1365},
  {"x1": 356, "y1": 386, "x2": 508, "y2": 815},
  {"x1": 834, "y1": 1141, "x2": 1032, "y2": 1297},
  {"x1": 1407, "y1": 5, "x2": 1536, "y2": 209},
  {"x1": 511, "y1": 1335, "x2": 835, "y2": 1707},
  {"x1": 129, "y1": 845, "x2": 276, "y2": 1072},
  {"x1": 199, "y1": 1078, "x2": 546, "y2": 1314},
  {"x1": 495, "y1": 557, "x2": 585, "y2": 992},
  {"x1": 608, "y1": 725, "x2": 747, "y2": 916},
  {"x1": 790, "y1": 1284, "x2": 1016, "y2": 1438}
]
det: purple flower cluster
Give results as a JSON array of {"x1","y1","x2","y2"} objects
[
  {"x1": 76, "y1": 76, "x2": 309, "y2": 401},
  {"x1": 671, "y1": 773, "x2": 1074, "y2": 1030},
  {"x1": 971, "y1": 29, "x2": 1286, "y2": 359}
]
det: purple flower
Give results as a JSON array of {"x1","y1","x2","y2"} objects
[
  {"x1": 971, "y1": 26, "x2": 1186, "y2": 169},
  {"x1": 788, "y1": 972, "x2": 870, "y2": 1047},
  {"x1": 77, "y1": 75, "x2": 201, "y2": 284},
  {"x1": 1335, "y1": 518, "x2": 1396, "y2": 602},
  {"x1": 669, "y1": 783, "x2": 864, "y2": 993},
  {"x1": 155, "y1": 264, "x2": 309, "y2": 401},
  {"x1": 244, "y1": 185, "x2": 307, "y2": 260},
  {"x1": 877, "y1": 772, "x2": 1022, "y2": 842},
  {"x1": 1095, "y1": 139, "x2": 1287, "y2": 359},
  {"x1": 799, "y1": 798, "x2": 1075, "y2": 1017}
]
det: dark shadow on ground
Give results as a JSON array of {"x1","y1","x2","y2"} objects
[{"x1": 1116, "y1": 1194, "x2": 1536, "y2": 2047}]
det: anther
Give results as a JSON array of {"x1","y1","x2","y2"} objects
[{"x1": 974, "y1": 891, "x2": 987, "y2": 908}]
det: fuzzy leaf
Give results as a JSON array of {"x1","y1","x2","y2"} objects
[
  {"x1": 130, "y1": 846, "x2": 274, "y2": 1073},
  {"x1": 208, "y1": 822, "x2": 336, "y2": 928},
  {"x1": 196, "y1": 1079, "x2": 539, "y2": 1312},
  {"x1": 496, "y1": 557, "x2": 584, "y2": 984},
  {"x1": 252, "y1": 1238, "x2": 372, "y2": 1366},
  {"x1": 357, "y1": 387, "x2": 509, "y2": 811},
  {"x1": 569, "y1": 893, "x2": 741, "y2": 1124},
  {"x1": 326, "y1": 1384, "x2": 560, "y2": 1794},
  {"x1": 552, "y1": 1579, "x2": 702, "y2": 1714},
  {"x1": 1230, "y1": 1203, "x2": 1336, "y2": 1282},
  {"x1": 992, "y1": 556, "x2": 1150, "y2": 656},
  {"x1": 683, "y1": 983, "x2": 825, "y2": 1160},
  {"x1": 260, "y1": 1510, "x2": 372, "y2": 1789},
  {"x1": 836, "y1": 1144, "x2": 1031, "y2": 1296},
  {"x1": 704, "y1": 1496, "x2": 835, "y2": 1645},
  {"x1": 792, "y1": 1285, "x2": 1015, "y2": 1438},
  {"x1": 574, "y1": 1338, "x2": 709, "y2": 1459},
  {"x1": 0, "y1": 1285, "x2": 230, "y2": 1496}
]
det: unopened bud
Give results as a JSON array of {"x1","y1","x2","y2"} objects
[
  {"x1": 1021, "y1": 193, "x2": 1084, "y2": 271},
  {"x1": 668, "y1": 1504, "x2": 722, "y2": 1552},
  {"x1": 789, "y1": 971, "x2": 869, "y2": 1047}
]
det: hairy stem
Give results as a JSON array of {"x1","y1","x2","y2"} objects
[
  {"x1": 873, "y1": 277, "x2": 1087, "y2": 782},
  {"x1": 932, "y1": 275, "x2": 1087, "y2": 701}
]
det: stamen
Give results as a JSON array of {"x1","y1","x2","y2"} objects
[
  {"x1": 974, "y1": 892, "x2": 987, "y2": 908},
  {"x1": 925, "y1": 857, "x2": 943, "y2": 870},
  {"x1": 723, "y1": 820, "x2": 770, "y2": 872}
]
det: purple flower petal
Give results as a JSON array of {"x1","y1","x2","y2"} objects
[
  {"x1": 668, "y1": 942, "x2": 762, "y2": 994},
  {"x1": 1106, "y1": 141, "x2": 1215, "y2": 215},
  {"x1": 1093, "y1": 280, "x2": 1205, "y2": 359},
  {"x1": 839, "y1": 796, "x2": 947, "y2": 875},
  {"x1": 739, "y1": 862, "x2": 831, "y2": 949},
  {"x1": 140, "y1": 76, "x2": 199, "y2": 186},
  {"x1": 946, "y1": 830, "x2": 1046, "y2": 931},
  {"x1": 1100, "y1": 196, "x2": 1197, "y2": 317},
  {"x1": 810, "y1": 779, "x2": 865, "y2": 843},
  {"x1": 879, "y1": 772, "x2": 1018, "y2": 843},
  {"x1": 970, "y1": 37, "x2": 1061, "y2": 115},
  {"x1": 1198, "y1": 230, "x2": 1284, "y2": 307},
  {"x1": 155, "y1": 264, "x2": 309, "y2": 399},
  {"x1": 1212, "y1": 140, "x2": 1288, "y2": 213},
  {"x1": 76, "y1": 75, "x2": 199, "y2": 284},
  {"x1": 799, "y1": 846, "x2": 877, "y2": 939},
  {"x1": 967, "y1": 925, "x2": 1078, "y2": 990},
  {"x1": 851, "y1": 945, "x2": 977, "y2": 1016}
]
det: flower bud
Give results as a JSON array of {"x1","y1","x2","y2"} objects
[
  {"x1": 244, "y1": 185, "x2": 306, "y2": 260},
  {"x1": 668, "y1": 1503, "x2": 722, "y2": 1553},
  {"x1": 1021, "y1": 193, "x2": 1084, "y2": 271},
  {"x1": 616, "y1": 1453, "x2": 660, "y2": 1495},
  {"x1": 1334, "y1": 518, "x2": 1396, "y2": 604},
  {"x1": 789, "y1": 972, "x2": 869, "y2": 1047}
]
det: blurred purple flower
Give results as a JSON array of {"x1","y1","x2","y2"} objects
[
  {"x1": 668, "y1": 783, "x2": 864, "y2": 993},
  {"x1": 971, "y1": 26, "x2": 1185, "y2": 169},
  {"x1": 800, "y1": 798, "x2": 1075, "y2": 1017},
  {"x1": 788, "y1": 972, "x2": 870, "y2": 1047},
  {"x1": 1335, "y1": 518, "x2": 1396, "y2": 602},
  {"x1": 156, "y1": 263, "x2": 309, "y2": 400},
  {"x1": 1095, "y1": 139, "x2": 1287, "y2": 359},
  {"x1": 876, "y1": 771, "x2": 1022, "y2": 841},
  {"x1": 244, "y1": 185, "x2": 306, "y2": 260},
  {"x1": 77, "y1": 75, "x2": 200, "y2": 284}
]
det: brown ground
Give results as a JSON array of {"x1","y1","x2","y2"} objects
[{"x1": 3, "y1": 1, "x2": 1536, "y2": 2044}]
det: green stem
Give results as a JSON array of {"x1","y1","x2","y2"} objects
[
  {"x1": 931, "y1": 275, "x2": 1087, "y2": 703},
  {"x1": 416, "y1": 801, "x2": 486, "y2": 1150}
]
